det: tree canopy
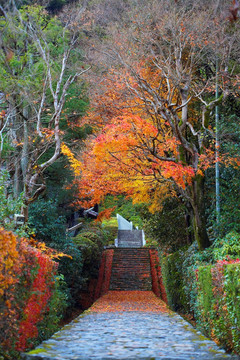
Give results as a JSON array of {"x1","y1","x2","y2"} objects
[{"x1": 70, "y1": 0, "x2": 240, "y2": 250}]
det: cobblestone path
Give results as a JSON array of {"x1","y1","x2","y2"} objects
[{"x1": 23, "y1": 291, "x2": 238, "y2": 360}]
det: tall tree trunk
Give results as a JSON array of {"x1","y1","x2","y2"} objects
[
  {"x1": 22, "y1": 201, "x2": 29, "y2": 222},
  {"x1": 13, "y1": 157, "x2": 20, "y2": 199},
  {"x1": 190, "y1": 175, "x2": 211, "y2": 250},
  {"x1": 21, "y1": 177, "x2": 30, "y2": 222},
  {"x1": 21, "y1": 115, "x2": 28, "y2": 183},
  {"x1": 185, "y1": 205, "x2": 193, "y2": 245},
  {"x1": 22, "y1": 170, "x2": 46, "y2": 222}
]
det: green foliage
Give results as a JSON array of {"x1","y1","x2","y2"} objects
[
  {"x1": 144, "y1": 238, "x2": 159, "y2": 248},
  {"x1": 77, "y1": 231, "x2": 103, "y2": 248},
  {"x1": 0, "y1": 4, "x2": 89, "y2": 197},
  {"x1": 57, "y1": 241, "x2": 83, "y2": 307},
  {"x1": 223, "y1": 265, "x2": 240, "y2": 352},
  {"x1": 141, "y1": 197, "x2": 190, "y2": 252},
  {"x1": 212, "y1": 231, "x2": 240, "y2": 261},
  {"x1": 0, "y1": 170, "x2": 29, "y2": 236},
  {"x1": 0, "y1": 171, "x2": 21, "y2": 225},
  {"x1": 29, "y1": 199, "x2": 66, "y2": 248},
  {"x1": 159, "y1": 241, "x2": 212, "y2": 315},
  {"x1": 61, "y1": 83, "x2": 90, "y2": 139},
  {"x1": 205, "y1": 96, "x2": 240, "y2": 239},
  {"x1": 0, "y1": 6, "x2": 57, "y2": 95},
  {"x1": 160, "y1": 249, "x2": 189, "y2": 313},
  {"x1": 43, "y1": 157, "x2": 77, "y2": 211},
  {"x1": 195, "y1": 266, "x2": 214, "y2": 334},
  {"x1": 102, "y1": 195, "x2": 143, "y2": 229},
  {"x1": 28, "y1": 198, "x2": 83, "y2": 308},
  {"x1": 159, "y1": 241, "x2": 240, "y2": 353},
  {"x1": 206, "y1": 165, "x2": 240, "y2": 238},
  {"x1": 37, "y1": 274, "x2": 68, "y2": 342},
  {"x1": 219, "y1": 166, "x2": 240, "y2": 235},
  {"x1": 73, "y1": 236, "x2": 100, "y2": 264},
  {"x1": 0, "y1": 138, "x2": 15, "y2": 160},
  {"x1": 78, "y1": 220, "x2": 111, "y2": 246},
  {"x1": 102, "y1": 217, "x2": 118, "y2": 244},
  {"x1": 73, "y1": 227, "x2": 105, "y2": 278},
  {"x1": 195, "y1": 263, "x2": 240, "y2": 352}
]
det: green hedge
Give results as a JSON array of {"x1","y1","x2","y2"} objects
[
  {"x1": 161, "y1": 250, "x2": 188, "y2": 313},
  {"x1": 197, "y1": 263, "x2": 240, "y2": 352},
  {"x1": 73, "y1": 229, "x2": 105, "y2": 279},
  {"x1": 102, "y1": 218, "x2": 118, "y2": 244},
  {"x1": 160, "y1": 248, "x2": 240, "y2": 354}
]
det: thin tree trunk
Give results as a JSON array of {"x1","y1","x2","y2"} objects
[
  {"x1": 21, "y1": 115, "x2": 28, "y2": 183},
  {"x1": 22, "y1": 201, "x2": 29, "y2": 222},
  {"x1": 22, "y1": 170, "x2": 46, "y2": 222},
  {"x1": 13, "y1": 155, "x2": 20, "y2": 199},
  {"x1": 185, "y1": 206, "x2": 193, "y2": 245}
]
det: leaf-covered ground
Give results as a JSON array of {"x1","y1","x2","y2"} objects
[{"x1": 90, "y1": 291, "x2": 171, "y2": 313}]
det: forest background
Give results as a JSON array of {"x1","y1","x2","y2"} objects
[{"x1": 0, "y1": 0, "x2": 240, "y2": 359}]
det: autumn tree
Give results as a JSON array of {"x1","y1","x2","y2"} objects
[
  {"x1": 76, "y1": 0, "x2": 240, "y2": 250},
  {"x1": 0, "y1": 3, "x2": 90, "y2": 219}
]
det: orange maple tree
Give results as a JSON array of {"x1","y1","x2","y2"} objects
[
  {"x1": 65, "y1": 67, "x2": 195, "y2": 209},
  {"x1": 76, "y1": 109, "x2": 195, "y2": 211},
  {"x1": 66, "y1": 64, "x2": 215, "y2": 240},
  {"x1": 63, "y1": 64, "x2": 216, "y2": 252},
  {"x1": 62, "y1": 1, "x2": 240, "y2": 250}
]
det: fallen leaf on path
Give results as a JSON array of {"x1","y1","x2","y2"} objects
[{"x1": 90, "y1": 291, "x2": 171, "y2": 313}]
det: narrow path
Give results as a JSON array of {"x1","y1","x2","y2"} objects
[{"x1": 23, "y1": 291, "x2": 237, "y2": 360}]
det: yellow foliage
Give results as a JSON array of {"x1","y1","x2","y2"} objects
[
  {"x1": 61, "y1": 143, "x2": 82, "y2": 176},
  {"x1": 0, "y1": 228, "x2": 19, "y2": 297}
]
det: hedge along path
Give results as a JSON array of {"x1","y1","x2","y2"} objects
[{"x1": 23, "y1": 290, "x2": 237, "y2": 360}]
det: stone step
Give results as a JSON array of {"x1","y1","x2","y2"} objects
[
  {"x1": 109, "y1": 248, "x2": 152, "y2": 291},
  {"x1": 111, "y1": 269, "x2": 150, "y2": 272},
  {"x1": 117, "y1": 230, "x2": 143, "y2": 248}
]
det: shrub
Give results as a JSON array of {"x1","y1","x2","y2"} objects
[
  {"x1": 28, "y1": 199, "x2": 66, "y2": 249},
  {"x1": 196, "y1": 261, "x2": 240, "y2": 353},
  {"x1": 0, "y1": 170, "x2": 28, "y2": 237},
  {"x1": 195, "y1": 265, "x2": 214, "y2": 334},
  {"x1": 159, "y1": 244, "x2": 240, "y2": 354},
  {"x1": 0, "y1": 228, "x2": 66, "y2": 359},
  {"x1": 102, "y1": 217, "x2": 118, "y2": 244},
  {"x1": 160, "y1": 249, "x2": 189, "y2": 313},
  {"x1": 74, "y1": 236, "x2": 100, "y2": 265},
  {"x1": 73, "y1": 230, "x2": 104, "y2": 279},
  {"x1": 29, "y1": 198, "x2": 83, "y2": 309},
  {"x1": 57, "y1": 240, "x2": 83, "y2": 308},
  {"x1": 141, "y1": 197, "x2": 190, "y2": 252},
  {"x1": 223, "y1": 264, "x2": 240, "y2": 352},
  {"x1": 145, "y1": 239, "x2": 159, "y2": 248},
  {"x1": 212, "y1": 231, "x2": 240, "y2": 261},
  {"x1": 102, "y1": 195, "x2": 143, "y2": 229},
  {"x1": 78, "y1": 231, "x2": 104, "y2": 249},
  {"x1": 37, "y1": 274, "x2": 68, "y2": 342}
]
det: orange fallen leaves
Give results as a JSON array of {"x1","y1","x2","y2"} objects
[{"x1": 90, "y1": 291, "x2": 171, "y2": 313}]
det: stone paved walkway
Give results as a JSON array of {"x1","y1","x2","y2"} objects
[{"x1": 23, "y1": 291, "x2": 238, "y2": 360}]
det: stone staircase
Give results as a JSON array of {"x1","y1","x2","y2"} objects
[
  {"x1": 109, "y1": 248, "x2": 152, "y2": 291},
  {"x1": 117, "y1": 230, "x2": 143, "y2": 247}
]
